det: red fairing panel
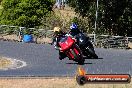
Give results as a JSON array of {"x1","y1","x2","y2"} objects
[
  {"x1": 59, "y1": 36, "x2": 74, "y2": 51},
  {"x1": 73, "y1": 47, "x2": 79, "y2": 55}
]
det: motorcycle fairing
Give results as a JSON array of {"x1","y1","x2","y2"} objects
[{"x1": 59, "y1": 36, "x2": 74, "y2": 51}]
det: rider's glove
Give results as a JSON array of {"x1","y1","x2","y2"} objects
[
  {"x1": 59, "y1": 48, "x2": 63, "y2": 52},
  {"x1": 72, "y1": 38, "x2": 77, "y2": 42}
]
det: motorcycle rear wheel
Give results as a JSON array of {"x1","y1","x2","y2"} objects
[
  {"x1": 78, "y1": 59, "x2": 85, "y2": 65},
  {"x1": 86, "y1": 47, "x2": 98, "y2": 59}
]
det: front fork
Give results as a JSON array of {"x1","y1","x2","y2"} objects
[{"x1": 65, "y1": 44, "x2": 82, "y2": 60}]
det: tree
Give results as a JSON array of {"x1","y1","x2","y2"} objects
[
  {"x1": 67, "y1": 0, "x2": 97, "y2": 33},
  {"x1": 0, "y1": 0, "x2": 54, "y2": 28},
  {"x1": 0, "y1": 0, "x2": 2, "y2": 3},
  {"x1": 67, "y1": 0, "x2": 132, "y2": 36},
  {"x1": 100, "y1": 0, "x2": 132, "y2": 36}
]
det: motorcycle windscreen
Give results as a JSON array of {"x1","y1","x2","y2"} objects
[{"x1": 59, "y1": 36, "x2": 74, "y2": 51}]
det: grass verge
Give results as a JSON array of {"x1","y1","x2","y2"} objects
[{"x1": 0, "y1": 77, "x2": 131, "y2": 88}]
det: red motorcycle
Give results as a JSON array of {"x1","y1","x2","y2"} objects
[{"x1": 59, "y1": 36, "x2": 85, "y2": 64}]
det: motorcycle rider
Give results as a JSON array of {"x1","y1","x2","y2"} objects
[
  {"x1": 52, "y1": 26, "x2": 67, "y2": 60},
  {"x1": 67, "y1": 23, "x2": 81, "y2": 45},
  {"x1": 69, "y1": 23, "x2": 92, "y2": 46},
  {"x1": 69, "y1": 23, "x2": 97, "y2": 58},
  {"x1": 69, "y1": 23, "x2": 80, "y2": 37}
]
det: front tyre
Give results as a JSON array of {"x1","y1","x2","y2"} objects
[
  {"x1": 70, "y1": 49, "x2": 84, "y2": 65},
  {"x1": 70, "y1": 49, "x2": 78, "y2": 59}
]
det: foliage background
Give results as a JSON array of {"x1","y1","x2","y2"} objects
[
  {"x1": 0, "y1": 0, "x2": 132, "y2": 37},
  {"x1": 0, "y1": 0, "x2": 54, "y2": 28},
  {"x1": 67, "y1": 0, "x2": 132, "y2": 36}
]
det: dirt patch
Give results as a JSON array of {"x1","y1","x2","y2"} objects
[
  {"x1": 0, "y1": 57, "x2": 27, "y2": 70},
  {"x1": 36, "y1": 37, "x2": 52, "y2": 44},
  {"x1": 0, "y1": 77, "x2": 131, "y2": 88},
  {"x1": 0, "y1": 57, "x2": 12, "y2": 69},
  {"x1": 128, "y1": 42, "x2": 132, "y2": 49},
  {"x1": 0, "y1": 34, "x2": 20, "y2": 41},
  {"x1": 54, "y1": 7, "x2": 76, "y2": 22},
  {"x1": 0, "y1": 34, "x2": 21, "y2": 42},
  {"x1": 0, "y1": 34, "x2": 52, "y2": 44}
]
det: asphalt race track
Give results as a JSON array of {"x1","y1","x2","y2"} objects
[{"x1": 0, "y1": 41, "x2": 132, "y2": 76}]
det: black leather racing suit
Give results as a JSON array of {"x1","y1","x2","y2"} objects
[{"x1": 52, "y1": 32, "x2": 67, "y2": 60}]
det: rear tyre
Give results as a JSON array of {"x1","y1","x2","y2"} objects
[
  {"x1": 78, "y1": 59, "x2": 85, "y2": 65},
  {"x1": 92, "y1": 53, "x2": 98, "y2": 59},
  {"x1": 86, "y1": 47, "x2": 98, "y2": 59}
]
